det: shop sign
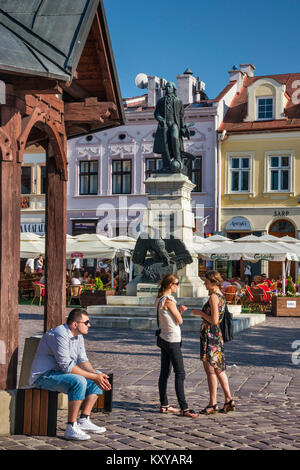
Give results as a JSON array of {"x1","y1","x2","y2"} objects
[
  {"x1": 71, "y1": 252, "x2": 84, "y2": 258},
  {"x1": 210, "y1": 254, "x2": 230, "y2": 260},
  {"x1": 226, "y1": 217, "x2": 251, "y2": 232},
  {"x1": 254, "y1": 254, "x2": 275, "y2": 261},
  {"x1": 274, "y1": 210, "x2": 290, "y2": 217}
]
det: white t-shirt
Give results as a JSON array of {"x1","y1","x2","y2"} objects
[
  {"x1": 155, "y1": 295, "x2": 181, "y2": 343},
  {"x1": 26, "y1": 258, "x2": 34, "y2": 269},
  {"x1": 72, "y1": 258, "x2": 81, "y2": 269}
]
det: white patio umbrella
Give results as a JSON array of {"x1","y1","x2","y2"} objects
[
  {"x1": 207, "y1": 234, "x2": 232, "y2": 242},
  {"x1": 235, "y1": 234, "x2": 261, "y2": 242},
  {"x1": 20, "y1": 233, "x2": 45, "y2": 258},
  {"x1": 197, "y1": 240, "x2": 297, "y2": 294}
]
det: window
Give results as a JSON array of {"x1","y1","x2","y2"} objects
[
  {"x1": 182, "y1": 156, "x2": 202, "y2": 192},
  {"x1": 269, "y1": 156, "x2": 290, "y2": 191},
  {"x1": 257, "y1": 97, "x2": 273, "y2": 120},
  {"x1": 40, "y1": 165, "x2": 46, "y2": 194},
  {"x1": 79, "y1": 161, "x2": 98, "y2": 195},
  {"x1": 145, "y1": 158, "x2": 163, "y2": 178},
  {"x1": 21, "y1": 166, "x2": 32, "y2": 194},
  {"x1": 230, "y1": 157, "x2": 250, "y2": 192},
  {"x1": 112, "y1": 160, "x2": 131, "y2": 194}
]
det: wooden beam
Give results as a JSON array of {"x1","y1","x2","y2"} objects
[
  {"x1": 0, "y1": 108, "x2": 20, "y2": 390},
  {"x1": 12, "y1": 77, "x2": 62, "y2": 95},
  {"x1": 64, "y1": 98, "x2": 116, "y2": 123},
  {"x1": 61, "y1": 80, "x2": 91, "y2": 99},
  {"x1": 44, "y1": 150, "x2": 67, "y2": 332}
]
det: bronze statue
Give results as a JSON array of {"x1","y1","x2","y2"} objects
[
  {"x1": 153, "y1": 81, "x2": 193, "y2": 173},
  {"x1": 132, "y1": 233, "x2": 193, "y2": 283}
]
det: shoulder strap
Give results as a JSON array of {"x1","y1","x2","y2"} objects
[{"x1": 156, "y1": 296, "x2": 165, "y2": 328}]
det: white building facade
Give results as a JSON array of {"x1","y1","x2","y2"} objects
[{"x1": 66, "y1": 70, "x2": 239, "y2": 238}]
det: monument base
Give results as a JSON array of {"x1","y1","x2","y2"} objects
[
  {"x1": 136, "y1": 283, "x2": 158, "y2": 297},
  {"x1": 0, "y1": 390, "x2": 17, "y2": 436},
  {"x1": 178, "y1": 276, "x2": 208, "y2": 298}
]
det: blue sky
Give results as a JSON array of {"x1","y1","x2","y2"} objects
[{"x1": 103, "y1": 0, "x2": 300, "y2": 100}]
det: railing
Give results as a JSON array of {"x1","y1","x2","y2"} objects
[{"x1": 21, "y1": 194, "x2": 46, "y2": 210}]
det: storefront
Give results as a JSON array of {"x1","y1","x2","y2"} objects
[
  {"x1": 222, "y1": 208, "x2": 300, "y2": 281},
  {"x1": 268, "y1": 218, "x2": 297, "y2": 280}
]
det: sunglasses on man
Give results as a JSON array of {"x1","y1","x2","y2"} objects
[{"x1": 77, "y1": 320, "x2": 91, "y2": 326}]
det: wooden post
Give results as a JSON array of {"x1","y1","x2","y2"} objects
[
  {"x1": 0, "y1": 109, "x2": 21, "y2": 390},
  {"x1": 44, "y1": 143, "x2": 67, "y2": 332}
]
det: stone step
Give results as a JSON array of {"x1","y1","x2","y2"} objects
[
  {"x1": 88, "y1": 312, "x2": 266, "y2": 333},
  {"x1": 88, "y1": 305, "x2": 204, "y2": 318},
  {"x1": 106, "y1": 296, "x2": 209, "y2": 307}
]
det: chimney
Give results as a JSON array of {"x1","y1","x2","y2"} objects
[
  {"x1": 177, "y1": 68, "x2": 197, "y2": 105},
  {"x1": 240, "y1": 63, "x2": 255, "y2": 77},
  {"x1": 147, "y1": 76, "x2": 165, "y2": 107},
  {"x1": 228, "y1": 66, "x2": 244, "y2": 92}
]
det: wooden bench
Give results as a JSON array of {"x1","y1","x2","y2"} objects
[
  {"x1": 15, "y1": 388, "x2": 58, "y2": 436},
  {"x1": 16, "y1": 336, "x2": 113, "y2": 436},
  {"x1": 15, "y1": 374, "x2": 113, "y2": 436}
]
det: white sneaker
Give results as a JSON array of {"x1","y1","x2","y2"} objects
[
  {"x1": 77, "y1": 416, "x2": 106, "y2": 434},
  {"x1": 64, "y1": 422, "x2": 91, "y2": 441}
]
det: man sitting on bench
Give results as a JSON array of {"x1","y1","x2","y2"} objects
[{"x1": 29, "y1": 308, "x2": 111, "y2": 441}]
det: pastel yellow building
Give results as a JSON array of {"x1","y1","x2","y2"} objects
[{"x1": 218, "y1": 65, "x2": 300, "y2": 279}]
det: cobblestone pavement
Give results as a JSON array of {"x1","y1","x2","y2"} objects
[{"x1": 0, "y1": 306, "x2": 299, "y2": 451}]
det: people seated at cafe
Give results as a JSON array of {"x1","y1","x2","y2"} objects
[
  {"x1": 71, "y1": 269, "x2": 82, "y2": 285},
  {"x1": 231, "y1": 277, "x2": 243, "y2": 294},
  {"x1": 222, "y1": 278, "x2": 232, "y2": 288},
  {"x1": 260, "y1": 273, "x2": 272, "y2": 287},
  {"x1": 81, "y1": 271, "x2": 90, "y2": 284},
  {"x1": 99, "y1": 268, "x2": 111, "y2": 287}
]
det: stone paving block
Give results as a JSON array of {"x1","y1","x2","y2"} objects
[{"x1": 2, "y1": 311, "x2": 298, "y2": 450}]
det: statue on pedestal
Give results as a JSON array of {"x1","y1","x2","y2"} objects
[
  {"x1": 153, "y1": 81, "x2": 194, "y2": 174},
  {"x1": 132, "y1": 233, "x2": 193, "y2": 283}
]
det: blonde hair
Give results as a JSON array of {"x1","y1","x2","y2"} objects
[
  {"x1": 157, "y1": 273, "x2": 178, "y2": 296},
  {"x1": 205, "y1": 270, "x2": 223, "y2": 287}
]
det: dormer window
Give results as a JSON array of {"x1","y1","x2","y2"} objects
[
  {"x1": 244, "y1": 78, "x2": 287, "y2": 122},
  {"x1": 257, "y1": 97, "x2": 274, "y2": 120}
]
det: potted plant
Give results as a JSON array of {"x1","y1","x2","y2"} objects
[
  {"x1": 80, "y1": 277, "x2": 107, "y2": 307},
  {"x1": 272, "y1": 277, "x2": 300, "y2": 317}
]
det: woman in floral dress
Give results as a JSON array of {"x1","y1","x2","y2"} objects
[{"x1": 193, "y1": 271, "x2": 235, "y2": 415}]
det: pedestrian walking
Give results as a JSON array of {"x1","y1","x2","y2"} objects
[
  {"x1": 192, "y1": 270, "x2": 235, "y2": 414},
  {"x1": 155, "y1": 273, "x2": 199, "y2": 418}
]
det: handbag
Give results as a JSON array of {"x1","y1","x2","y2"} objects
[{"x1": 220, "y1": 302, "x2": 234, "y2": 343}]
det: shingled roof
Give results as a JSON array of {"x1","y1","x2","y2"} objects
[
  {"x1": 219, "y1": 73, "x2": 300, "y2": 133},
  {"x1": 0, "y1": 0, "x2": 101, "y2": 80},
  {"x1": 0, "y1": 0, "x2": 125, "y2": 136}
]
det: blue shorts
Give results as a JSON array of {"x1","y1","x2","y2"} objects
[{"x1": 33, "y1": 370, "x2": 103, "y2": 402}]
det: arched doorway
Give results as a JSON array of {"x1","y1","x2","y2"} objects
[{"x1": 269, "y1": 219, "x2": 296, "y2": 280}]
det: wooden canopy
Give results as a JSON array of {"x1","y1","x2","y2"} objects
[{"x1": 0, "y1": 0, "x2": 124, "y2": 390}]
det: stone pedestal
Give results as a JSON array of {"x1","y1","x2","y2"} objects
[{"x1": 144, "y1": 172, "x2": 207, "y2": 298}]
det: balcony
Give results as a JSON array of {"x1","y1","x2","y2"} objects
[{"x1": 21, "y1": 194, "x2": 46, "y2": 210}]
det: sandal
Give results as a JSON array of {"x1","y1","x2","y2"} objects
[
  {"x1": 180, "y1": 409, "x2": 200, "y2": 418},
  {"x1": 200, "y1": 404, "x2": 219, "y2": 415},
  {"x1": 160, "y1": 405, "x2": 180, "y2": 414},
  {"x1": 219, "y1": 399, "x2": 236, "y2": 413}
]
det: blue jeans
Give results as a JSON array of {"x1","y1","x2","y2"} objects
[{"x1": 34, "y1": 370, "x2": 103, "y2": 402}]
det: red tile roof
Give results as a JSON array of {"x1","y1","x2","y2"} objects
[{"x1": 219, "y1": 73, "x2": 300, "y2": 133}]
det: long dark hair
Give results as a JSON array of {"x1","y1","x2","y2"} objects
[{"x1": 157, "y1": 273, "x2": 178, "y2": 297}]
